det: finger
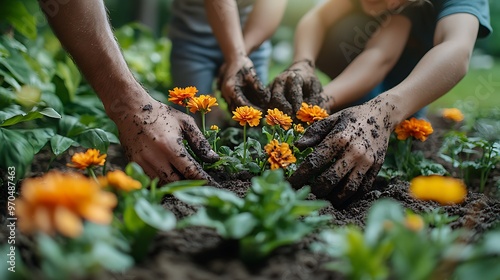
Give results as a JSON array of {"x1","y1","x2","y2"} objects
[
  {"x1": 294, "y1": 114, "x2": 343, "y2": 150},
  {"x1": 309, "y1": 157, "x2": 354, "y2": 198},
  {"x1": 303, "y1": 78, "x2": 326, "y2": 109},
  {"x1": 285, "y1": 75, "x2": 304, "y2": 116},
  {"x1": 289, "y1": 131, "x2": 348, "y2": 189},
  {"x1": 225, "y1": 84, "x2": 254, "y2": 111},
  {"x1": 270, "y1": 77, "x2": 293, "y2": 115},
  {"x1": 360, "y1": 161, "x2": 384, "y2": 193},
  {"x1": 241, "y1": 67, "x2": 271, "y2": 106},
  {"x1": 181, "y1": 118, "x2": 220, "y2": 163},
  {"x1": 326, "y1": 163, "x2": 371, "y2": 208},
  {"x1": 136, "y1": 152, "x2": 183, "y2": 184}
]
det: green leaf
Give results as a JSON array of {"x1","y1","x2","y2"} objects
[
  {"x1": 75, "y1": 128, "x2": 110, "y2": 152},
  {"x1": 134, "y1": 198, "x2": 176, "y2": 231},
  {"x1": 50, "y1": 134, "x2": 75, "y2": 156},
  {"x1": 174, "y1": 187, "x2": 244, "y2": 208},
  {"x1": 0, "y1": 2, "x2": 37, "y2": 39},
  {"x1": 224, "y1": 213, "x2": 258, "y2": 239},
  {"x1": 364, "y1": 199, "x2": 404, "y2": 246},
  {"x1": 0, "y1": 128, "x2": 34, "y2": 179},
  {"x1": 125, "y1": 162, "x2": 151, "y2": 188},
  {"x1": 0, "y1": 107, "x2": 61, "y2": 127},
  {"x1": 40, "y1": 107, "x2": 62, "y2": 119},
  {"x1": 18, "y1": 128, "x2": 54, "y2": 153},
  {"x1": 156, "y1": 180, "x2": 207, "y2": 197},
  {"x1": 91, "y1": 242, "x2": 134, "y2": 272}
]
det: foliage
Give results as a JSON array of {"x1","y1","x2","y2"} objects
[
  {"x1": 313, "y1": 199, "x2": 500, "y2": 280},
  {"x1": 175, "y1": 169, "x2": 331, "y2": 261},
  {"x1": 440, "y1": 131, "x2": 500, "y2": 192}
]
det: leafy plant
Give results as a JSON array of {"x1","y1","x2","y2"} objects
[
  {"x1": 175, "y1": 169, "x2": 331, "y2": 261},
  {"x1": 440, "y1": 131, "x2": 500, "y2": 192}
]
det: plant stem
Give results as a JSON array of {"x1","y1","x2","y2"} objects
[
  {"x1": 243, "y1": 124, "x2": 247, "y2": 164},
  {"x1": 87, "y1": 168, "x2": 98, "y2": 183},
  {"x1": 202, "y1": 112, "x2": 206, "y2": 135}
]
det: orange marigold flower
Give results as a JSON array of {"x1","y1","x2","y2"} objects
[
  {"x1": 210, "y1": 125, "x2": 219, "y2": 131},
  {"x1": 294, "y1": 123, "x2": 305, "y2": 134},
  {"x1": 67, "y1": 149, "x2": 107, "y2": 170},
  {"x1": 409, "y1": 175, "x2": 467, "y2": 205},
  {"x1": 266, "y1": 108, "x2": 292, "y2": 130},
  {"x1": 394, "y1": 118, "x2": 433, "y2": 141},
  {"x1": 296, "y1": 102, "x2": 328, "y2": 125},
  {"x1": 232, "y1": 106, "x2": 262, "y2": 127},
  {"x1": 168, "y1": 86, "x2": 198, "y2": 106},
  {"x1": 404, "y1": 213, "x2": 424, "y2": 232},
  {"x1": 442, "y1": 108, "x2": 464, "y2": 122},
  {"x1": 187, "y1": 95, "x2": 218, "y2": 114},
  {"x1": 264, "y1": 139, "x2": 297, "y2": 170},
  {"x1": 15, "y1": 171, "x2": 117, "y2": 237},
  {"x1": 100, "y1": 170, "x2": 142, "y2": 192}
]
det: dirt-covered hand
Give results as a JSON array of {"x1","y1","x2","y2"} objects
[
  {"x1": 218, "y1": 56, "x2": 270, "y2": 111},
  {"x1": 288, "y1": 98, "x2": 395, "y2": 208},
  {"x1": 114, "y1": 98, "x2": 220, "y2": 186},
  {"x1": 269, "y1": 59, "x2": 328, "y2": 117}
]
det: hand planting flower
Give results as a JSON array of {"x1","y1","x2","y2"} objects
[
  {"x1": 168, "y1": 86, "x2": 198, "y2": 107},
  {"x1": 264, "y1": 139, "x2": 297, "y2": 170},
  {"x1": 16, "y1": 171, "x2": 117, "y2": 237},
  {"x1": 409, "y1": 175, "x2": 467, "y2": 205},
  {"x1": 296, "y1": 102, "x2": 329, "y2": 125},
  {"x1": 441, "y1": 108, "x2": 464, "y2": 122}
]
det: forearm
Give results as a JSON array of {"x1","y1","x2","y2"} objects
[
  {"x1": 324, "y1": 49, "x2": 397, "y2": 110},
  {"x1": 38, "y1": 0, "x2": 145, "y2": 119},
  {"x1": 242, "y1": 0, "x2": 287, "y2": 54},
  {"x1": 384, "y1": 42, "x2": 471, "y2": 124},
  {"x1": 204, "y1": 0, "x2": 246, "y2": 62}
]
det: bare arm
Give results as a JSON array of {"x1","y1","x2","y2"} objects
[
  {"x1": 242, "y1": 0, "x2": 287, "y2": 54},
  {"x1": 383, "y1": 13, "x2": 479, "y2": 125},
  {"x1": 324, "y1": 15, "x2": 411, "y2": 110},
  {"x1": 39, "y1": 0, "x2": 219, "y2": 184},
  {"x1": 293, "y1": 0, "x2": 353, "y2": 63}
]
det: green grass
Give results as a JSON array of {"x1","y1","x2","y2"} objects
[{"x1": 268, "y1": 60, "x2": 500, "y2": 114}]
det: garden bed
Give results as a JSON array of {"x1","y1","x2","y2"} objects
[{"x1": 5, "y1": 114, "x2": 499, "y2": 280}]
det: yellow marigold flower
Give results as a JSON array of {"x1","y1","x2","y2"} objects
[
  {"x1": 15, "y1": 171, "x2": 117, "y2": 238},
  {"x1": 442, "y1": 108, "x2": 464, "y2": 122},
  {"x1": 394, "y1": 117, "x2": 433, "y2": 141},
  {"x1": 232, "y1": 106, "x2": 262, "y2": 127},
  {"x1": 404, "y1": 213, "x2": 424, "y2": 232},
  {"x1": 67, "y1": 149, "x2": 107, "y2": 170},
  {"x1": 264, "y1": 139, "x2": 297, "y2": 170},
  {"x1": 296, "y1": 102, "x2": 329, "y2": 125},
  {"x1": 294, "y1": 123, "x2": 305, "y2": 134},
  {"x1": 168, "y1": 86, "x2": 198, "y2": 106},
  {"x1": 210, "y1": 125, "x2": 219, "y2": 131},
  {"x1": 266, "y1": 108, "x2": 292, "y2": 130},
  {"x1": 187, "y1": 95, "x2": 218, "y2": 114},
  {"x1": 409, "y1": 175, "x2": 467, "y2": 205},
  {"x1": 100, "y1": 170, "x2": 142, "y2": 192}
]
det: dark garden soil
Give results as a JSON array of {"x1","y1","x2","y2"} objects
[{"x1": 3, "y1": 114, "x2": 500, "y2": 280}]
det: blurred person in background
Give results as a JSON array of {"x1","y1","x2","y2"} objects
[
  {"x1": 268, "y1": 0, "x2": 491, "y2": 207},
  {"x1": 168, "y1": 0, "x2": 287, "y2": 121}
]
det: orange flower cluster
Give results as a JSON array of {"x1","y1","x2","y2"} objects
[
  {"x1": 168, "y1": 86, "x2": 198, "y2": 106},
  {"x1": 232, "y1": 106, "x2": 262, "y2": 127},
  {"x1": 99, "y1": 170, "x2": 142, "y2": 192},
  {"x1": 296, "y1": 102, "x2": 329, "y2": 125},
  {"x1": 409, "y1": 175, "x2": 467, "y2": 205},
  {"x1": 67, "y1": 149, "x2": 107, "y2": 170},
  {"x1": 16, "y1": 171, "x2": 117, "y2": 237},
  {"x1": 264, "y1": 139, "x2": 297, "y2": 170},
  {"x1": 441, "y1": 108, "x2": 464, "y2": 122},
  {"x1": 394, "y1": 118, "x2": 433, "y2": 141},
  {"x1": 187, "y1": 95, "x2": 218, "y2": 114},
  {"x1": 265, "y1": 108, "x2": 292, "y2": 130}
]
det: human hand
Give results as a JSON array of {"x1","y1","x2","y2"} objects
[
  {"x1": 112, "y1": 98, "x2": 220, "y2": 186},
  {"x1": 288, "y1": 98, "x2": 395, "y2": 207},
  {"x1": 218, "y1": 56, "x2": 270, "y2": 111},
  {"x1": 268, "y1": 59, "x2": 328, "y2": 117}
]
